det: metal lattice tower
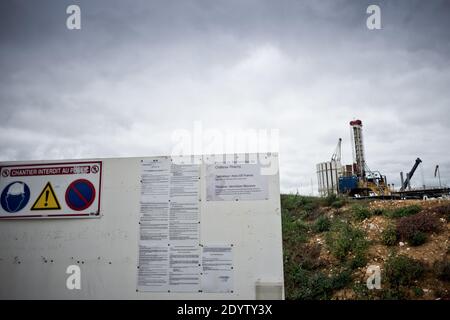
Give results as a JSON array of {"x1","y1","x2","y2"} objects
[{"x1": 350, "y1": 120, "x2": 366, "y2": 178}]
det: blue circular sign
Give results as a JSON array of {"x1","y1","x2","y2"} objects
[
  {"x1": 1, "y1": 181, "x2": 31, "y2": 213},
  {"x1": 65, "y1": 179, "x2": 96, "y2": 211}
]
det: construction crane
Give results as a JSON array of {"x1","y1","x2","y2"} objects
[
  {"x1": 400, "y1": 158, "x2": 422, "y2": 191},
  {"x1": 331, "y1": 138, "x2": 342, "y2": 162}
]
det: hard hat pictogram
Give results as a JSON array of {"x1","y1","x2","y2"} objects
[{"x1": 1, "y1": 181, "x2": 31, "y2": 213}]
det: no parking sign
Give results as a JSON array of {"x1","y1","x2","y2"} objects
[{"x1": 0, "y1": 161, "x2": 102, "y2": 219}]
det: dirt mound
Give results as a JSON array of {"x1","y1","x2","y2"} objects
[{"x1": 282, "y1": 194, "x2": 450, "y2": 300}]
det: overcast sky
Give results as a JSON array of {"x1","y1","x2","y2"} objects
[{"x1": 1, "y1": 0, "x2": 449, "y2": 194}]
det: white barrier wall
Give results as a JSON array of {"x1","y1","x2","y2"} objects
[{"x1": 0, "y1": 154, "x2": 284, "y2": 299}]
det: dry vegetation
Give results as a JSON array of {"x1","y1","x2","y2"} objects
[{"x1": 282, "y1": 195, "x2": 450, "y2": 300}]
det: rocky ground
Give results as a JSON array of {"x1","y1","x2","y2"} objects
[{"x1": 282, "y1": 195, "x2": 450, "y2": 300}]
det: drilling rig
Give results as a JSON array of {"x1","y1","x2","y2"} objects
[
  {"x1": 345, "y1": 120, "x2": 390, "y2": 196},
  {"x1": 327, "y1": 120, "x2": 390, "y2": 197},
  {"x1": 317, "y1": 120, "x2": 448, "y2": 198}
]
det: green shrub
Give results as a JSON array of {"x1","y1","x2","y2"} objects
[
  {"x1": 380, "y1": 288, "x2": 406, "y2": 300},
  {"x1": 325, "y1": 221, "x2": 368, "y2": 262},
  {"x1": 385, "y1": 205, "x2": 422, "y2": 218},
  {"x1": 409, "y1": 231, "x2": 427, "y2": 246},
  {"x1": 324, "y1": 194, "x2": 338, "y2": 206},
  {"x1": 384, "y1": 255, "x2": 424, "y2": 287},
  {"x1": 295, "y1": 243, "x2": 323, "y2": 271},
  {"x1": 282, "y1": 214, "x2": 309, "y2": 244},
  {"x1": 331, "y1": 268, "x2": 353, "y2": 289},
  {"x1": 434, "y1": 259, "x2": 450, "y2": 282},
  {"x1": 303, "y1": 201, "x2": 320, "y2": 213},
  {"x1": 324, "y1": 194, "x2": 347, "y2": 209},
  {"x1": 291, "y1": 265, "x2": 309, "y2": 284},
  {"x1": 313, "y1": 215, "x2": 331, "y2": 233},
  {"x1": 288, "y1": 266, "x2": 331, "y2": 300},
  {"x1": 287, "y1": 266, "x2": 352, "y2": 300},
  {"x1": 352, "y1": 204, "x2": 371, "y2": 221},
  {"x1": 280, "y1": 194, "x2": 299, "y2": 211},
  {"x1": 371, "y1": 208, "x2": 385, "y2": 216},
  {"x1": 281, "y1": 194, "x2": 324, "y2": 221},
  {"x1": 381, "y1": 225, "x2": 398, "y2": 246},
  {"x1": 353, "y1": 283, "x2": 371, "y2": 300},
  {"x1": 331, "y1": 199, "x2": 346, "y2": 209},
  {"x1": 413, "y1": 287, "x2": 424, "y2": 297},
  {"x1": 348, "y1": 252, "x2": 367, "y2": 269},
  {"x1": 355, "y1": 284, "x2": 406, "y2": 300},
  {"x1": 281, "y1": 194, "x2": 321, "y2": 214}
]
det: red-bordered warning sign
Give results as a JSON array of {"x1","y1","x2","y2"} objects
[
  {"x1": 0, "y1": 161, "x2": 102, "y2": 219},
  {"x1": 65, "y1": 179, "x2": 96, "y2": 211}
]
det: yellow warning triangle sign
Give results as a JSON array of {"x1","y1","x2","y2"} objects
[{"x1": 31, "y1": 182, "x2": 61, "y2": 210}]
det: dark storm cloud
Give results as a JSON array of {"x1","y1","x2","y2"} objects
[{"x1": 1, "y1": 0, "x2": 449, "y2": 192}]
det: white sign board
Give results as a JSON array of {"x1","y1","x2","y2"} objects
[
  {"x1": 0, "y1": 154, "x2": 283, "y2": 299},
  {"x1": 0, "y1": 161, "x2": 102, "y2": 219}
]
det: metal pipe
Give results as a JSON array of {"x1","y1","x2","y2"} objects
[{"x1": 400, "y1": 172, "x2": 404, "y2": 190}]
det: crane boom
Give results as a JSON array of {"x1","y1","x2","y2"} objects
[
  {"x1": 401, "y1": 158, "x2": 422, "y2": 191},
  {"x1": 331, "y1": 138, "x2": 342, "y2": 162}
]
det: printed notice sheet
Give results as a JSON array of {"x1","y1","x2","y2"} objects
[
  {"x1": 169, "y1": 202, "x2": 199, "y2": 242},
  {"x1": 138, "y1": 158, "x2": 201, "y2": 292},
  {"x1": 137, "y1": 244, "x2": 169, "y2": 292},
  {"x1": 139, "y1": 202, "x2": 169, "y2": 241},
  {"x1": 170, "y1": 163, "x2": 200, "y2": 201},
  {"x1": 169, "y1": 245, "x2": 201, "y2": 292},
  {"x1": 137, "y1": 244, "x2": 201, "y2": 292},
  {"x1": 141, "y1": 157, "x2": 170, "y2": 202},
  {"x1": 206, "y1": 163, "x2": 268, "y2": 201},
  {"x1": 201, "y1": 245, "x2": 233, "y2": 293}
]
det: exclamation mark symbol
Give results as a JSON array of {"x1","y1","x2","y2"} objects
[{"x1": 45, "y1": 190, "x2": 49, "y2": 207}]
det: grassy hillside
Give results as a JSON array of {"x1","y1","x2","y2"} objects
[{"x1": 281, "y1": 194, "x2": 450, "y2": 299}]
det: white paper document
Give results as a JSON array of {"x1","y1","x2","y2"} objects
[
  {"x1": 141, "y1": 157, "x2": 170, "y2": 202},
  {"x1": 169, "y1": 245, "x2": 201, "y2": 292},
  {"x1": 169, "y1": 201, "x2": 200, "y2": 242},
  {"x1": 137, "y1": 244, "x2": 202, "y2": 292},
  {"x1": 206, "y1": 163, "x2": 268, "y2": 201},
  {"x1": 138, "y1": 159, "x2": 201, "y2": 292},
  {"x1": 139, "y1": 202, "x2": 169, "y2": 242},
  {"x1": 201, "y1": 245, "x2": 233, "y2": 293},
  {"x1": 137, "y1": 244, "x2": 169, "y2": 292},
  {"x1": 170, "y1": 164, "x2": 200, "y2": 201}
]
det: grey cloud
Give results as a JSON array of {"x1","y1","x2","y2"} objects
[{"x1": 1, "y1": 0, "x2": 449, "y2": 192}]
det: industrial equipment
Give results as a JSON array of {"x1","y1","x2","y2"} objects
[
  {"x1": 331, "y1": 138, "x2": 342, "y2": 163},
  {"x1": 350, "y1": 120, "x2": 365, "y2": 178},
  {"x1": 435, "y1": 165, "x2": 442, "y2": 188},
  {"x1": 317, "y1": 119, "x2": 390, "y2": 197},
  {"x1": 400, "y1": 158, "x2": 422, "y2": 191},
  {"x1": 316, "y1": 138, "x2": 342, "y2": 197},
  {"x1": 345, "y1": 120, "x2": 390, "y2": 196},
  {"x1": 317, "y1": 120, "x2": 448, "y2": 199}
]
